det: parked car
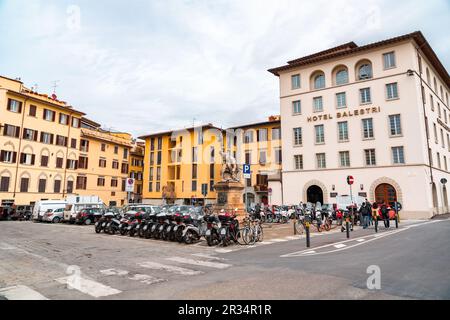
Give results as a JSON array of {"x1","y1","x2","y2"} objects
[
  {"x1": 10, "y1": 205, "x2": 33, "y2": 221},
  {"x1": 75, "y1": 207, "x2": 105, "y2": 225},
  {"x1": 42, "y1": 207, "x2": 65, "y2": 223},
  {"x1": 0, "y1": 206, "x2": 13, "y2": 221},
  {"x1": 33, "y1": 200, "x2": 68, "y2": 222}
]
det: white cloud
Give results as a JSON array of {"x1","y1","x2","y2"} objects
[{"x1": 0, "y1": 0, "x2": 448, "y2": 137}]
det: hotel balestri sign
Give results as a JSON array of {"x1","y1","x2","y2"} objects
[{"x1": 307, "y1": 106, "x2": 381, "y2": 122}]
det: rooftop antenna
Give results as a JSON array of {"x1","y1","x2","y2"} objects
[{"x1": 51, "y1": 80, "x2": 60, "y2": 100}]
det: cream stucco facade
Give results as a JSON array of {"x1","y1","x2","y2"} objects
[{"x1": 269, "y1": 31, "x2": 450, "y2": 219}]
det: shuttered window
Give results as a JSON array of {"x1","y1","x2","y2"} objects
[
  {"x1": 0, "y1": 176, "x2": 10, "y2": 192},
  {"x1": 54, "y1": 180, "x2": 61, "y2": 193},
  {"x1": 20, "y1": 178, "x2": 29, "y2": 192},
  {"x1": 38, "y1": 179, "x2": 47, "y2": 193}
]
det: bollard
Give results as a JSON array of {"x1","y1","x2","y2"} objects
[
  {"x1": 293, "y1": 215, "x2": 297, "y2": 235},
  {"x1": 305, "y1": 221, "x2": 310, "y2": 247},
  {"x1": 346, "y1": 219, "x2": 350, "y2": 239}
]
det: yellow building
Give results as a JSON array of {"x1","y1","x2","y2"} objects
[
  {"x1": 129, "y1": 141, "x2": 145, "y2": 203},
  {"x1": 139, "y1": 117, "x2": 282, "y2": 207},
  {"x1": 78, "y1": 118, "x2": 133, "y2": 207},
  {"x1": 0, "y1": 75, "x2": 85, "y2": 206},
  {"x1": 139, "y1": 124, "x2": 223, "y2": 205}
]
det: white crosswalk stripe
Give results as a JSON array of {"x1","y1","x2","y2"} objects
[
  {"x1": 138, "y1": 261, "x2": 203, "y2": 276},
  {"x1": 334, "y1": 244, "x2": 347, "y2": 249},
  {"x1": 128, "y1": 274, "x2": 167, "y2": 285},
  {"x1": 56, "y1": 276, "x2": 121, "y2": 298},
  {"x1": 0, "y1": 285, "x2": 49, "y2": 300},
  {"x1": 166, "y1": 257, "x2": 232, "y2": 269}
]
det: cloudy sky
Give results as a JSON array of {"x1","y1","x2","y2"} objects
[{"x1": 0, "y1": 0, "x2": 449, "y2": 137}]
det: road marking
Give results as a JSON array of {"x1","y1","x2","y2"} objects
[
  {"x1": 166, "y1": 257, "x2": 232, "y2": 269},
  {"x1": 285, "y1": 236, "x2": 301, "y2": 240},
  {"x1": 100, "y1": 268, "x2": 129, "y2": 276},
  {"x1": 0, "y1": 285, "x2": 49, "y2": 300},
  {"x1": 56, "y1": 276, "x2": 121, "y2": 298},
  {"x1": 215, "y1": 248, "x2": 233, "y2": 253},
  {"x1": 138, "y1": 261, "x2": 203, "y2": 276},
  {"x1": 303, "y1": 250, "x2": 316, "y2": 255},
  {"x1": 357, "y1": 239, "x2": 366, "y2": 242},
  {"x1": 280, "y1": 219, "x2": 445, "y2": 258},
  {"x1": 259, "y1": 241, "x2": 274, "y2": 245},
  {"x1": 128, "y1": 274, "x2": 167, "y2": 285},
  {"x1": 270, "y1": 238, "x2": 289, "y2": 242},
  {"x1": 191, "y1": 253, "x2": 225, "y2": 261},
  {"x1": 334, "y1": 244, "x2": 347, "y2": 249}
]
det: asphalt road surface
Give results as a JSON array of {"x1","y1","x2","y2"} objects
[{"x1": 0, "y1": 218, "x2": 449, "y2": 300}]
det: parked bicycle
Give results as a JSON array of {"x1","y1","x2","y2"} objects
[{"x1": 241, "y1": 215, "x2": 263, "y2": 245}]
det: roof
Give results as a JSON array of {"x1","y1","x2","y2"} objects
[
  {"x1": 268, "y1": 31, "x2": 450, "y2": 89},
  {"x1": 227, "y1": 119, "x2": 281, "y2": 130},
  {"x1": 0, "y1": 75, "x2": 23, "y2": 83},
  {"x1": 138, "y1": 123, "x2": 221, "y2": 140},
  {"x1": 81, "y1": 117, "x2": 101, "y2": 128}
]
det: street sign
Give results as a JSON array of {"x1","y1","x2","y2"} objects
[
  {"x1": 243, "y1": 164, "x2": 251, "y2": 179},
  {"x1": 125, "y1": 178, "x2": 135, "y2": 192},
  {"x1": 441, "y1": 178, "x2": 447, "y2": 184},
  {"x1": 346, "y1": 175, "x2": 354, "y2": 185}
]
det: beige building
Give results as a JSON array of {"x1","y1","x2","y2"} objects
[
  {"x1": 269, "y1": 31, "x2": 450, "y2": 219},
  {"x1": 0, "y1": 76, "x2": 85, "y2": 206}
]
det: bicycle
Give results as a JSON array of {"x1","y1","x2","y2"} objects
[{"x1": 241, "y1": 216, "x2": 264, "y2": 245}]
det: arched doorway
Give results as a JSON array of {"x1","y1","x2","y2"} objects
[
  {"x1": 307, "y1": 185, "x2": 323, "y2": 204},
  {"x1": 443, "y1": 185, "x2": 448, "y2": 212},
  {"x1": 375, "y1": 183, "x2": 397, "y2": 205},
  {"x1": 432, "y1": 183, "x2": 438, "y2": 214}
]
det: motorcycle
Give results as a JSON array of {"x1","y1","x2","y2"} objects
[
  {"x1": 152, "y1": 211, "x2": 168, "y2": 240},
  {"x1": 118, "y1": 213, "x2": 135, "y2": 236},
  {"x1": 218, "y1": 210, "x2": 240, "y2": 247},
  {"x1": 128, "y1": 211, "x2": 144, "y2": 237},
  {"x1": 181, "y1": 212, "x2": 204, "y2": 244},
  {"x1": 105, "y1": 213, "x2": 122, "y2": 235},
  {"x1": 204, "y1": 214, "x2": 221, "y2": 246},
  {"x1": 143, "y1": 211, "x2": 158, "y2": 239},
  {"x1": 95, "y1": 212, "x2": 116, "y2": 233}
]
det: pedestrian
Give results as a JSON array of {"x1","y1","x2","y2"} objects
[
  {"x1": 359, "y1": 202, "x2": 370, "y2": 229},
  {"x1": 381, "y1": 203, "x2": 390, "y2": 228}
]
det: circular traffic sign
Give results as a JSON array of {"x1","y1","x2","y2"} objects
[{"x1": 347, "y1": 175, "x2": 354, "y2": 185}]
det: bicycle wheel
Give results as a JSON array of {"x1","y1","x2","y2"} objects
[
  {"x1": 242, "y1": 227, "x2": 252, "y2": 245},
  {"x1": 256, "y1": 224, "x2": 264, "y2": 242}
]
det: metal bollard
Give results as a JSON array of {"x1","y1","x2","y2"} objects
[
  {"x1": 305, "y1": 222, "x2": 310, "y2": 248},
  {"x1": 346, "y1": 219, "x2": 350, "y2": 239}
]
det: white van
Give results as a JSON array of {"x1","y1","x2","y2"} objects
[
  {"x1": 32, "y1": 200, "x2": 68, "y2": 222},
  {"x1": 63, "y1": 195, "x2": 105, "y2": 223}
]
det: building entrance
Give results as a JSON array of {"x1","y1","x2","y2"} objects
[{"x1": 307, "y1": 185, "x2": 324, "y2": 204}]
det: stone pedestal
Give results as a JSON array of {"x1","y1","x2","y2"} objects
[{"x1": 214, "y1": 181, "x2": 245, "y2": 221}]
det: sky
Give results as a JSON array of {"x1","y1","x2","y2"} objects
[{"x1": 0, "y1": 0, "x2": 449, "y2": 138}]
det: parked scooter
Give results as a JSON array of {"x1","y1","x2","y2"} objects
[
  {"x1": 105, "y1": 213, "x2": 122, "y2": 235},
  {"x1": 181, "y1": 211, "x2": 205, "y2": 244},
  {"x1": 218, "y1": 209, "x2": 240, "y2": 247},
  {"x1": 128, "y1": 211, "x2": 144, "y2": 237},
  {"x1": 204, "y1": 214, "x2": 221, "y2": 246},
  {"x1": 142, "y1": 211, "x2": 158, "y2": 239}
]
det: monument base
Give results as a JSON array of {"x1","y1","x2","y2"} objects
[{"x1": 213, "y1": 181, "x2": 245, "y2": 221}]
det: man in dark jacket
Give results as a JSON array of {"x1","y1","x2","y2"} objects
[
  {"x1": 359, "y1": 202, "x2": 371, "y2": 229},
  {"x1": 381, "y1": 204, "x2": 390, "y2": 228}
]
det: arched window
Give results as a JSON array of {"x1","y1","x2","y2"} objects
[
  {"x1": 434, "y1": 77, "x2": 437, "y2": 92},
  {"x1": 336, "y1": 69, "x2": 349, "y2": 85},
  {"x1": 313, "y1": 73, "x2": 325, "y2": 89},
  {"x1": 358, "y1": 63, "x2": 372, "y2": 80}
]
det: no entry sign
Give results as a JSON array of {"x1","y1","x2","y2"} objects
[{"x1": 346, "y1": 175, "x2": 354, "y2": 185}]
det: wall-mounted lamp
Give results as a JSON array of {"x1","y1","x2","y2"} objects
[
  {"x1": 360, "y1": 184, "x2": 364, "y2": 190},
  {"x1": 332, "y1": 184, "x2": 335, "y2": 191},
  {"x1": 407, "y1": 69, "x2": 414, "y2": 76}
]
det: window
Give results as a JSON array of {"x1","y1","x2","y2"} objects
[
  {"x1": 191, "y1": 180, "x2": 197, "y2": 192},
  {"x1": 99, "y1": 158, "x2": 107, "y2": 168},
  {"x1": 157, "y1": 151, "x2": 162, "y2": 165},
  {"x1": 23, "y1": 128, "x2": 37, "y2": 141},
  {"x1": 362, "y1": 118, "x2": 374, "y2": 139},
  {"x1": 445, "y1": 156, "x2": 448, "y2": 172},
  {"x1": 383, "y1": 52, "x2": 396, "y2": 69},
  {"x1": 386, "y1": 83, "x2": 398, "y2": 99},
  {"x1": 27, "y1": 104, "x2": 37, "y2": 117},
  {"x1": 20, "y1": 153, "x2": 35, "y2": 165},
  {"x1": 123, "y1": 148, "x2": 129, "y2": 159},
  {"x1": 316, "y1": 153, "x2": 326, "y2": 169},
  {"x1": 101, "y1": 144, "x2": 106, "y2": 152},
  {"x1": 97, "y1": 177, "x2": 105, "y2": 187},
  {"x1": 156, "y1": 167, "x2": 161, "y2": 180},
  {"x1": 313, "y1": 97, "x2": 323, "y2": 112},
  {"x1": 0, "y1": 176, "x2": 10, "y2": 192},
  {"x1": 291, "y1": 74, "x2": 301, "y2": 89},
  {"x1": 71, "y1": 117, "x2": 80, "y2": 128},
  {"x1": 336, "y1": 69, "x2": 349, "y2": 85},
  {"x1": 259, "y1": 149, "x2": 267, "y2": 165},
  {"x1": 121, "y1": 163, "x2": 129, "y2": 174},
  {"x1": 192, "y1": 164, "x2": 198, "y2": 179},
  {"x1": 0, "y1": 151, "x2": 16, "y2": 163},
  {"x1": 293, "y1": 127, "x2": 302, "y2": 146},
  {"x1": 80, "y1": 139, "x2": 89, "y2": 152},
  {"x1": 338, "y1": 121, "x2": 348, "y2": 141},
  {"x1": 314, "y1": 74, "x2": 325, "y2": 89},
  {"x1": 315, "y1": 125, "x2": 325, "y2": 144},
  {"x1": 56, "y1": 157, "x2": 64, "y2": 168},
  {"x1": 294, "y1": 155, "x2": 303, "y2": 170},
  {"x1": 149, "y1": 167, "x2": 154, "y2": 181},
  {"x1": 38, "y1": 179, "x2": 46, "y2": 193},
  {"x1": 430, "y1": 95, "x2": 434, "y2": 111},
  {"x1": 112, "y1": 160, "x2": 119, "y2": 169},
  {"x1": 210, "y1": 163, "x2": 215, "y2": 179},
  {"x1": 192, "y1": 147, "x2": 198, "y2": 163},
  {"x1": 441, "y1": 129, "x2": 445, "y2": 149},
  {"x1": 360, "y1": 88, "x2": 372, "y2": 104},
  {"x1": 437, "y1": 152, "x2": 441, "y2": 169},
  {"x1": 358, "y1": 63, "x2": 372, "y2": 80},
  {"x1": 257, "y1": 129, "x2": 268, "y2": 142},
  {"x1": 113, "y1": 146, "x2": 118, "y2": 154},
  {"x1": 365, "y1": 149, "x2": 376, "y2": 166},
  {"x1": 272, "y1": 127, "x2": 281, "y2": 140},
  {"x1": 292, "y1": 100, "x2": 301, "y2": 114},
  {"x1": 245, "y1": 151, "x2": 251, "y2": 164},
  {"x1": 43, "y1": 109, "x2": 55, "y2": 122},
  {"x1": 336, "y1": 92, "x2": 346, "y2": 108},
  {"x1": 67, "y1": 180, "x2": 74, "y2": 194},
  {"x1": 54, "y1": 180, "x2": 61, "y2": 193},
  {"x1": 389, "y1": 115, "x2": 402, "y2": 136},
  {"x1": 40, "y1": 155, "x2": 49, "y2": 167},
  {"x1": 78, "y1": 156, "x2": 88, "y2": 169},
  {"x1": 40, "y1": 132, "x2": 54, "y2": 145},
  {"x1": 157, "y1": 137, "x2": 162, "y2": 150},
  {"x1": 20, "y1": 177, "x2": 29, "y2": 193},
  {"x1": 150, "y1": 152, "x2": 154, "y2": 165},
  {"x1": 3, "y1": 124, "x2": 20, "y2": 138},
  {"x1": 392, "y1": 147, "x2": 405, "y2": 164},
  {"x1": 7, "y1": 99, "x2": 22, "y2": 113},
  {"x1": 438, "y1": 103, "x2": 441, "y2": 118},
  {"x1": 56, "y1": 135, "x2": 68, "y2": 147},
  {"x1": 210, "y1": 180, "x2": 214, "y2": 192},
  {"x1": 244, "y1": 131, "x2": 254, "y2": 143},
  {"x1": 149, "y1": 182, "x2": 153, "y2": 192},
  {"x1": 76, "y1": 176, "x2": 87, "y2": 190},
  {"x1": 59, "y1": 114, "x2": 69, "y2": 125},
  {"x1": 274, "y1": 148, "x2": 282, "y2": 165},
  {"x1": 71, "y1": 138, "x2": 77, "y2": 149},
  {"x1": 339, "y1": 151, "x2": 351, "y2": 167},
  {"x1": 433, "y1": 123, "x2": 438, "y2": 144},
  {"x1": 111, "y1": 178, "x2": 118, "y2": 188},
  {"x1": 66, "y1": 159, "x2": 77, "y2": 170}
]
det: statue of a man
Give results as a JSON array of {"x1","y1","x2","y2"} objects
[{"x1": 220, "y1": 150, "x2": 240, "y2": 182}]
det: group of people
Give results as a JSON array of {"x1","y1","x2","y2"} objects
[{"x1": 358, "y1": 199, "x2": 399, "y2": 229}]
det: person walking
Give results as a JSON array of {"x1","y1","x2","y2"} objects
[
  {"x1": 359, "y1": 202, "x2": 370, "y2": 229},
  {"x1": 381, "y1": 203, "x2": 390, "y2": 228}
]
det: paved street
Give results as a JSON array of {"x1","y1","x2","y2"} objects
[{"x1": 0, "y1": 218, "x2": 449, "y2": 300}]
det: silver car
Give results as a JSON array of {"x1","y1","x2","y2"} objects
[{"x1": 42, "y1": 208, "x2": 65, "y2": 223}]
